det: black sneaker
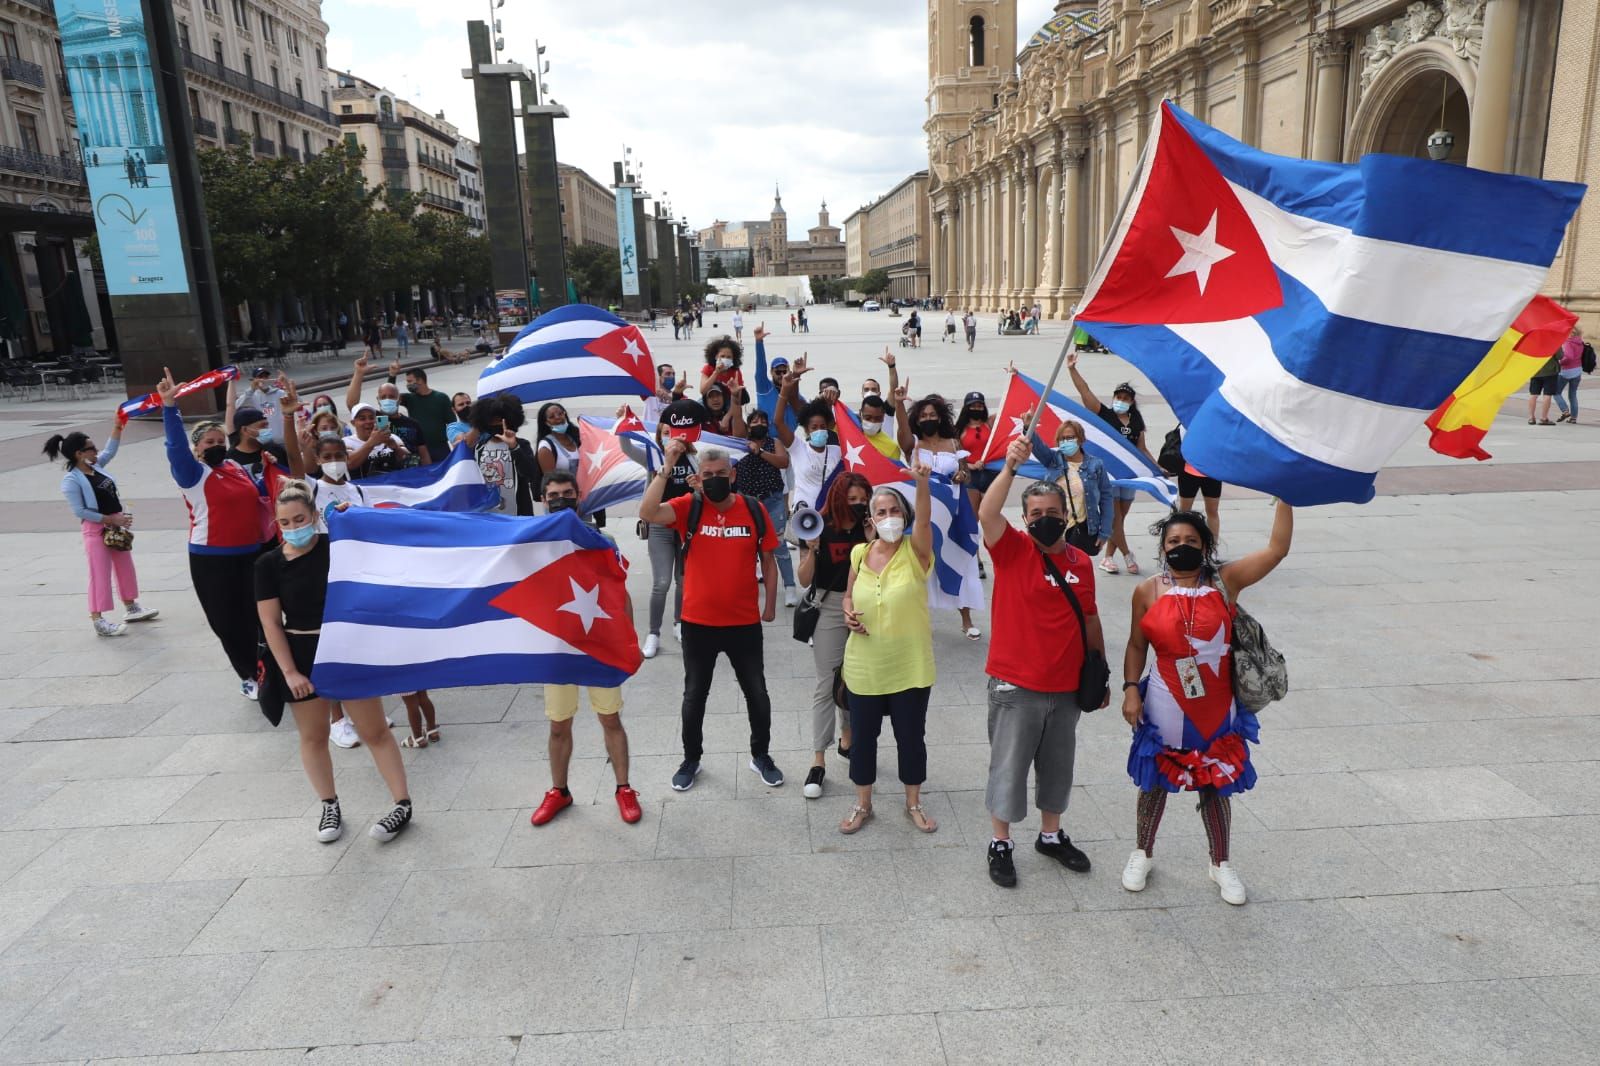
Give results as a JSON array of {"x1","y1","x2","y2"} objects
[
  {"x1": 988, "y1": 839, "x2": 1018, "y2": 888},
  {"x1": 802, "y1": 765, "x2": 825, "y2": 799},
  {"x1": 316, "y1": 798, "x2": 343, "y2": 843},
  {"x1": 671, "y1": 759, "x2": 701, "y2": 792},
  {"x1": 369, "y1": 800, "x2": 412, "y2": 842},
  {"x1": 1035, "y1": 833, "x2": 1091, "y2": 873},
  {"x1": 749, "y1": 754, "x2": 784, "y2": 787}
]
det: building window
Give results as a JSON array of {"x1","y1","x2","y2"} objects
[
  {"x1": 231, "y1": 0, "x2": 246, "y2": 28},
  {"x1": 286, "y1": 28, "x2": 300, "y2": 57},
  {"x1": 223, "y1": 101, "x2": 234, "y2": 131},
  {"x1": 188, "y1": 88, "x2": 202, "y2": 120},
  {"x1": 278, "y1": 120, "x2": 287, "y2": 148},
  {"x1": 0, "y1": 21, "x2": 18, "y2": 59},
  {"x1": 212, "y1": 39, "x2": 223, "y2": 66},
  {"x1": 269, "y1": 65, "x2": 278, "y2": 88},
  {"x1": 343, "y1": 132, "x2": 357, "y2": 150},
  {"x1": 177, "y1": 21, "x2": 190, "y2": 52},
  {"x1": 251, "y1": 112, "x2": 262, "y2": 138},
  {"x1": 969, "y1": 16, "x2": 985, "y2": 67},
  {"x1": 243, "y1": 53, "x2": 253, "y2": 80},
  {"x1": 294, "y1": 76, "x2": 302, "y2": 99},
  {"x1": 315, "y1": 46, "x2": 323, "y2": 68},
  {"x1": 259, "y1": 11, "x2": 271, "y2": 43},
  {"x1": 17, "y1": 112, "x2": 40, "y2": 153},
  {"x1": 340, "y1": 104, "x2": 352, "y2": 114},
  {"x1": 320, "y1": 90, "x2": 329, "y2": 110},
  {"x1": 303, "y1": 130, "x2": 312, "y2": 157}
]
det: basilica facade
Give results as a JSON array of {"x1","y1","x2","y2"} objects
[{"x1": 926, "y1": 0, "x2": 1599, "y2": 328}]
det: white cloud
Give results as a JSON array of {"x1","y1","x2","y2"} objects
[{"x1": 322, "y1": 0, "x2": 1058, "y2": 237}]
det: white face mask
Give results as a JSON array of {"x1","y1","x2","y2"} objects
[
  {"x1": 875, "y1": 516, "x2": 905, "y2": 543},
  {"x1": 321, "y1": 461, "x2": 348, "y2": 482},
  {"x1": 716, "y1": 357, "x2": 732, "y2": 369},
  {"x1": 861, "y1": 420, "x2": 884, "y2": 436}
]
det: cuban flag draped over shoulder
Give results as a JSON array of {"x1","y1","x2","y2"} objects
[
  {"x1": 355, "y1": 442, "x2": 498, "y2": 511},
  {"x1": 311, "y1": 507, "x2": 641, "y2": 699},
  {"x1": 979, "y1": 372, "x2": 1177, "y2": 506},
  {"x1": 575, "y1": 415, "x2": 750, "y2": 518},
  {"x1": 830, "y1": 400, "x2": 979, "y2": 598},
  {"x1": 478, "y1": 304, "x2": 655, "y2": 405},
  {"x1": 1075, "y1": 101, "x2": 1585, "y2": 506}
]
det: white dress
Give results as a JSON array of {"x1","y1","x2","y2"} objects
[{"x1": 913, "y1": 445, "x2": 984, "y2": 614}]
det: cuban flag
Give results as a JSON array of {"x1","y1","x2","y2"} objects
[
  {"x1": 311, "y1": 507, "x2": 641, "y2": 699},
  {"x1": 575, "y1": 416, "x2": 751, "y2": 517},
  {"x1": 118, "y1": 365, "x2": 238, "y2": 423},
  {"x1": 355, "y1": 442, "x2": 498, "y2": 511},
  {"x1": 830, "y1": 400, "x2": 978, "y2": 597},
  {"x1": 979, "y1": 372, "x2": 1178, "y2": 506},
  {"x1": 1076, "y1": 101, "x2": 1585, "y2": 506},
  {"x1": 478, "y1": 304, "x2": 655, "y2": 405}
]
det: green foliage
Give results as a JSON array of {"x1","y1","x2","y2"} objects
[
  {"x1": 567, "y1": 242, "x2": 622, "y2": 304},
  {"x1": 707, "y1": 254, "x2": 728, "y2": 278},
  {"x1": 856, "y1": 268, "x2": 890, "y2": 297}
]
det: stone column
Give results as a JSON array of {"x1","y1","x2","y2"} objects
[
  {"x1": 1062, "y1": 148, "x2": 1086, "y2": 300},
  {"x1": 1468, "y1": 0, "x2": 1520, "y2": 171},
  {"x1": 932, "y1": 211, "x2": 945, "y2": 296},
  {"x1": 1309, "y1": 31, "x2": 1349, "y2": 162}
]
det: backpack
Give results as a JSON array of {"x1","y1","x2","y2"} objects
[
  {"x1": 1582, "y1": 342, "x2": 1596, "y2": 375},
  {"x1": 680, "y1": 491, "x2": 769, "y2": 562},
  {"x1": 1218, "y1": 576, "x2": 1288, "y2": 711},
  {"x1": 1157, "y1": 427, "x2": 1185, "y2": 476}
]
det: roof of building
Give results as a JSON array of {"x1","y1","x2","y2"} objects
[{"x1": 1023, "y1": 7, "x2": 1100, "y2": 51}]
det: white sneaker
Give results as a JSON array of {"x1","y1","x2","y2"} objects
[
  {"x1": 1210, "y1": 861, "x2": 1248, "y2": 905},
  {"x1": 93, "y1": 618, "x2": 126, "y2": 638},
  {"x1": 641, "y1": 633, "x2": 660, "y2": 659},
  {"x1": 1122, "y1": 849, "x2": 1153, "y2": 892},
  {"x1": 783, "y1": 586, "x2": 797, "y2": 608},
  {"x1": 123, "y1": 602, "x2": 159, "y2": 622},
  {"x1": 240, "y1": 678, "x2": 259, "y2": 700},
  {"x1": 330, "y1": 717, "x2": 360, "y2": 749}
]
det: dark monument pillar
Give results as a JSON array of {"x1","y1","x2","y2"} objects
[
  {"x1": 464, "y1": 21, "x2": 528, "y2": 327},
  {"x1": 678, "y1": 228, "x2": 697, "y2": 286},
  {"x1": 520, "y1": 93, "x2": 568, "y2": 312},
  {"x1": 632, "y1": 192, "x2": 651, "y2": 307},
  {"x1": 654, "y1": 214, "x2": 677, "y2": 311}
]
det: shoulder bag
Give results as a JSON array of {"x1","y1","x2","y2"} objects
[{"x1": 1039, "y1": 550, "x2": 1109, "y2": 711}]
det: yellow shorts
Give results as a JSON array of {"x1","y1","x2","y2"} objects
[{"x1": 543, "y1": 685, "x2": 623, "y2": 722}]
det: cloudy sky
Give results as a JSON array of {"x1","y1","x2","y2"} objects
[{"x1": 323, "y1": 0, "x2": 1057, "y2": 238}]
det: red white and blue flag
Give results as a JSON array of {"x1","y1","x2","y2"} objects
[
  {"x1": 574, "y1": 415, "x2": 749, "y2": 517},
  {"x1": 311, "y1": 507, "x2": 640, "y2": 698},
  {"x1": 478, "y1": 304, "x2": 654, "y2": 405},
  {"x1": 356, "y1": 442, "x2": 498, "y2": 512},
  {"x1": 1076, "y1": 101, "x2": 1584, "y2": 505},
  {"x1": 118, "y1": 365, "x2": 238, "y2": 424}
]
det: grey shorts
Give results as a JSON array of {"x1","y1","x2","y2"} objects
[{"x1": 984, "y1": 677, "x2": 1082, "y2": 825}]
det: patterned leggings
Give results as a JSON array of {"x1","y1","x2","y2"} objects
[{"x1": 1135, "y1": 787, "x2": 1231, "y2": 864}]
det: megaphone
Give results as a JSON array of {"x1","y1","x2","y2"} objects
[{"x1": 790, "y1": 502, "x2": 824, "y2": 543}]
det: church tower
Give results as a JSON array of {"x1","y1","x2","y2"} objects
[
  {"x1": 768, "y1": 185, "x2": 789, "y2": 276},
  {"x1": 925, "y1": 0, "x2": 1017, "y2": 171}
]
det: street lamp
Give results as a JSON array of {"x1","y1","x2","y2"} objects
[{"x1": 1426, "y1": 75, "x2": 1455, "y2": 161}]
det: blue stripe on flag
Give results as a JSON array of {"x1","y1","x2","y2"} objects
[
  {"x1": 315, "y1": 653, "x2": 630, "y2": 700},
  {"x1": 329, "y1": 503, "x2": 616, "y2": 549},
  {"x1": 505, "y1": 303, "x2": 625, "y2": 346},
  {"x1": 1182, "y1": 396, "x2": 1377, "y2": 506},
  {"x1": 323, "y1": 581, "x2": 518, "y2": 629},
  {"x1": 478, "y1": 372, "x2": 651, "y2": 406},
  {"x1": 1007, "y1": 373, "x2": 1177, "y2": 504}
]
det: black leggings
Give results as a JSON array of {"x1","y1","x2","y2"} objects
[
  {"x1": 190, "y1": 550, "x2": 263, "y2": 681},
  {"x1": 847, "y1": 687, "x2": 931, "y2": 787}
]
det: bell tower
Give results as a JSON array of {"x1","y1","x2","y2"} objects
[
  {"x1": 768, "y1": 185, "x2": 788, "y2": 276},
  {"x1": 926, "y1": 0, "x2": 1017, "y2": 170}
]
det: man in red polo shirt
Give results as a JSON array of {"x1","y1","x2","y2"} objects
[
  {"x1": 976, "y1": 436, "x2": 1108, "y2": 888},
  {"x1": 639, "y1": 438, "x2": 783, "y2": 791}
]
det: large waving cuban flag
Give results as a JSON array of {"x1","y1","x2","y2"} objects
[
  {"x1": 311, "y1": 507, "x2": 641, "y2": 699},
  {"x1": 1076, "y1": 101, "x2": 1584, "y2": 506},
  {"x1": 478, "y1": 304, "x2": 655, "y2": 405},
  {"x1": 356, "y1": 442, "x2": 498, "y2": 511},
  {"x1": 575, "y1": 415, "x2": 751, "y2": 517},
  {"x1": 830, "y1": 400, "x2": 979, "y2": 597}
]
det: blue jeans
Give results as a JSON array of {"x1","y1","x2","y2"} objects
[
  {"x1": 1554, "y1": 370, "x2": 1581, "y2": 418},
  {"x1": 759, "y1": 492, "x2": 796, "y2": 588}
]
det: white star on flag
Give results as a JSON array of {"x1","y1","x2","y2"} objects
[
  {"x1": 1008, "y1": 415, "x2": 1027, "y2": 438},
  {"x1": 584, "y1": 447, "x2": 608, "y2": 474},
  {"x1": 1164, "y1": 210, "x2": 1234, "y2": 294},
  {"x1": 557, "y1": 577, "x2": 610, "y2": 634},
  {"x1": 622, "y1": 336, "x2": 644, "y2": 360},
  {"x1": 843, "y1": 442, "x2": 865, "y2": 469},
  {"x1": 1188, "y1": 623, "x2": 1231, "y2": 675}
]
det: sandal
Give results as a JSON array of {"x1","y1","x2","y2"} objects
[
  {"x1": 837, "y1": 739, "x2": 851, "y2": 759},
  {"x1": 965, "y1": 626, "x2": 982, "y2": 641},
  {"x1": 1124, "y1": 557, "x2": 1141, "y2": 575},
  {"x1": 906, "y1": 804, "x2": 939, "y2": 834},
  {"x1": 426, "y1": 727, "x2": 441, "y2": 744},
  {"x1": 1540, "y1": 420, "x2": 1556, "y2": 425},
  {"x1": 1100, "y1": 557, "x2": 1120, "y2": 574},
  {"x1": 1528, "y1": 417, "x2": 1537, "y2": 424},
  {"x1": 839, "y1": 805, "x2": 874, "y2": 835},
  {"x1": 400, "y1": 733, "x2": 428, "y2": 749}
]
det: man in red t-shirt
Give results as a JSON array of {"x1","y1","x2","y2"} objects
[
  {"x1": 976, "y1": 437, "x2": 1109, "y2": 889},
  {"x1": 639, "y1": 439, "x2": 784, "y2": 791}
]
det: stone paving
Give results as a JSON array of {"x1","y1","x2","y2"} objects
[{"x1": 1, "y1": 305, "x2": 1598, "y2": 1064}]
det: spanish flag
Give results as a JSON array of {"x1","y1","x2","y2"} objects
[{"x1": 1425, "y1": 295, "x2": 1577, "y2": 460}]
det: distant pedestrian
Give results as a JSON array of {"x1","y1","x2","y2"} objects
[
  {"x1": 944, "y1": 310, "x2": 956, "y2": 343},
  {"x1": 395, "y1": 318, "x2": 410, "y2": 355},
  {"x1": 963, "y1": 310, "x2": 977, "y2": 351},
  {"x1": 1555, "y1": 325, "x2": 1585, "y2": 423},
  {"x1": 732, "y1": 309, "x2": 744, "y2": 341}
]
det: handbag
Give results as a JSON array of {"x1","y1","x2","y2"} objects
[
  {"x1": 1158, "y1": 427, "x2": 1185, "y2": 476},
  {"x1": 792, "y1": 587, "x2": 821, "y2": 643},
  {"x1": 102, "y1": 525, "x2": 134, "y2": 552},
  {"x1": 1218, "y1": 577, "x2": 1288, "y2": 710},
  {"x1": 1039, "y1": 551, "x2": 1109, "y2": 711}
]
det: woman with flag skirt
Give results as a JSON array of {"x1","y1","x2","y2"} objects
[
  {"x1": 157, "y1": 368, "x2": 276, "y2": 700},
  {"x1": 256, "y1": 479, "x2": 412, "y2": 844},
  {"x1": 1066, "y1": 350, "x2": 1159, "y2": 576},
  {"x1": 1119, "y1": 502, "x2": 1293, "y2": 905},
  {"x1": 892, "y1": 384, "x2": 984, "y2": 639}
]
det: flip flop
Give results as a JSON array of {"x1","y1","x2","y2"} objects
[
  {"x1": 839, "y1": 805, "x2": 874, "y2": 835},
  {"x1": 400, "y1": 734, "x2": 428, "y2": 749},
  {"x1": 906, "y1": 805, "x2": 939, "y2": 833}
]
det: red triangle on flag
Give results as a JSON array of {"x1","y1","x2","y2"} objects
[
  {"x1": 831, "y1": 400, "x2": 911, "y2": 484},
  {"x1": 615, "y1": 405, "x2": 647, "y2": 434},
  {"x1": 584, "y1": 325, "x2": 655, "y2": 396},
  {"x1": 576, "y1": 419, "x2": 642, "y2": 504},
  {"x1": 1078, "y1": 102, "x2": 1280, "y2": 325},
  {"x1": 489, "y1": 547, "x2": 642, "y2": 674},
  {"x1": 980, "y1": 374, "x2": 1063, "y2": 465}
]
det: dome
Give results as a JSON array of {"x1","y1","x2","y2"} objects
[{"x1": 1023, "y1": 7, "x2": 1101, "y2": 51}]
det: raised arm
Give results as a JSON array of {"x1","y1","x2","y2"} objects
[
  {"x1": 1066, "y1": 350, "x2": 1101, "y2": 411},
  {"x1": 978, "y1": 436, "x2": 1028, "y2": 548},
  {"x1": 909, "y1": 461, "x2": 934, "y2": 571},
  {"x1": 893, "y1": 376, "x2": 914, "y2": 456},
  {"x1": 638, "y1": 437, "x2": 686, "y2": 526},
  {"x1": 100, "y1": 418, "x2": 124, "y2": 467},
  {"x1": 753, "y1": 324, "x2": 773, "y2": 395},
  {"x1": 1218, "y1": 501, "x2": 1293, "y2": 599},
  {"x1": 223, "y1": 377, "x2": 237, "y2": 435},
  {"x1": 159, "y1": 369, "x2": 205, "y2": 489},
  {"x1": 344, "y1": 353, "x2": 370, "y2": 412}
]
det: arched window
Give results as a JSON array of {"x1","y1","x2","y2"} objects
[{"x1": 970, "y1": 16, "x2": 985, "y2": 67}]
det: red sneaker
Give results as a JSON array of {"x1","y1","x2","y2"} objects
[
  {"x1": 530, "y1": 788, "x2": 572, "y2": 826},
  {"x1": 615, "y1": 785, "x2": 642, "y2": 824}
]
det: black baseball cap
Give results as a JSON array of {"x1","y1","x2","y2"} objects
[
  {"x1": 250, "y1": 366, "x2": 271, "y2": 379},
  {"x1": 662, "y1": 398, "x2": 708, "y2": 442},
  {"x1": 964, "y1": 391, "x2": 986, "y2": 405},
  {"x1": 234, "y1": 406, "x2": 266, "y2": 428}
]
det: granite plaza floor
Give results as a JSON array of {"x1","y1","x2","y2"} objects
[{"x1": 0, "y1": 304, "x2": 1597, "y2": 1064}]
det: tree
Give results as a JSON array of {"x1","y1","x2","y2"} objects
[
  {"x1": 707, "y1": 254, "x2": 728, "y2": 279},
  {"x1": 856, "y1": 268, "x2": 890, "y2": 298},
  {"x1": 567, "y1": 242, "x2": 622, "y2": 305}
]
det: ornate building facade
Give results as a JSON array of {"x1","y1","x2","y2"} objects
[
  {"x1": 927, "y1": 0, "x2": 1600, "y2": 328},
  {"x1": 754, "y1": 188, "x2": 848, "y2": 281},
  {"x1": 843, "y1": 170, "x2": 932, "y2": 301}
]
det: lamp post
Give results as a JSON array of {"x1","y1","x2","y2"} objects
[{"x1": 1426, "y1": 75, "x2": 1455, "y2": 162}]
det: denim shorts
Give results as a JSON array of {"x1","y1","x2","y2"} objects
[{"x1": 1111, "y1": 484, "x2": 1138, "y2": 503}]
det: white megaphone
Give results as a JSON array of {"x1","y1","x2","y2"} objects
[{"x1": 790, "y1": 502, "x2": 824, "y2": 543}]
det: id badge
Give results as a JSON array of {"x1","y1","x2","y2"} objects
[{"x1": 1174, "y1": 656, "x2": 1207, "y2": 699}]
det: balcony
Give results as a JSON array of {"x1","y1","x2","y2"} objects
[
  {"x1": 17, "y1": 0, "x2": 55, "y2": 14},
  {"x1": 193, "y1": 116, "x2": 218, "y2": 139},
  {"x1": 282, "y1": 144, "x2": 301, "y2": 162},
  {"x1": 419, "y1": 190, "x2": 463, "y2": 213},
  {"x1": 253, "y1": 136, "x2": 275, "y2": 156},
  {"x1": 0, "y1": 145, "x2": 84, "y2": 182},
  {"x1": 380, "y1": 146, "x2": 408, "y2": 169},
  {"x1": 419, "y1": 154, "x2": 458, "y2": 179},
  {"x1": 0, "y1": 55, "x2": 45, "y2": 90},
  {"x1": 180, "y1": 48, "x2": 337, "y2": 127},
  {"x1": 225, "y1": 127, "x2": 247, "y2": 147}
]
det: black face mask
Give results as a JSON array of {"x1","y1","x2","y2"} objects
[
  {"x1": 915, "y1": 418, "x2": 941, "y2": 439},
  {"x1": 201, "y1": 445, "x2": 228, "y2": 467},
  {"x1": 701, "y1": 475, "x2": 732, "y2": 503},
  {"x1": 968, "y1": 407, "x2": 987, "y2": 421},
  {"x1": 748, "y1": 424, "x2": 769, "y2": 441},
  {"x1": 849, "y1": 502, "x2": 869, "y2": 524},
  {"x1": 1164, "y1": 543, "x2": 1206, "y2": 572},
  {"x1": 547, "y1": 496, "x2": 578, "y2": 512},
  {"x1": 1027, "y1": 515, "x2": 1067, "y2": 548}
]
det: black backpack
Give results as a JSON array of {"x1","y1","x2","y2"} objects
[
  {"x1": 680, "y1": 491, "x2": 769, "y2": 561},
  {"x1": 1582, "y1": 342, "x2": 1596, "y2": 375},
  {"x1": 1158, "y1": 427, "x2": 1185, "y2": 476}
]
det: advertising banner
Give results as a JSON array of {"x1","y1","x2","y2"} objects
[
  {"x1": 614, "y1": 186, "x2": 640, "y2": 297},
  {"x1": 59, "y1": 0, "x2": 191, "y2": 296}
]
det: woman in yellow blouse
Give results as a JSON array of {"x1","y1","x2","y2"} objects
[{"x1": 839, "y1": 460, "x2": 937, "y2": 834}]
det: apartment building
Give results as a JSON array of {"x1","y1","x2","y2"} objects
[
  {"x1": 456, "y1": 136, "x2": 483, "y2": 232},
  {"x1": 555, "y1": 161, "x2": 615, "y2": 249},
  {"x1": 329, "y1": 69, "x2": 464, "y2": 219}
]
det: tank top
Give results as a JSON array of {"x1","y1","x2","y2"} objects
[{"x1": 87, "y1": 467, "x2": 122, "y2": 516}]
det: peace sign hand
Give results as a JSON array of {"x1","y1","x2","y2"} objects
[{"x1": 155, "y1": 367, "x2": 178, "y2": 407}]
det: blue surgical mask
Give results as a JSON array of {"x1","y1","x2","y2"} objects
[
  {"x1": 808, "y1": 429, "x2": 830, "y2": 449},
  {"x1": 378, "y1": 399, "x2": 399, "y2": 415},
  {"x1": 662, "y1": 375, "x2": 675, "y2": 390},
  {"x1": 549, "y1": 421, "x2": 570, "y2": 435},
  {"x1": 282, "y1": 525, "x2": 316, "y2": 548},
  {"x1": 1111, "y1": 400, "x2": 1131, "y2": 414},
  {"x1": 1058, "y1": 439, "x2": 1080, "y2": 457},
  {"x1": 257, "y1": 427, "x2": 273, "y2": 444}
]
